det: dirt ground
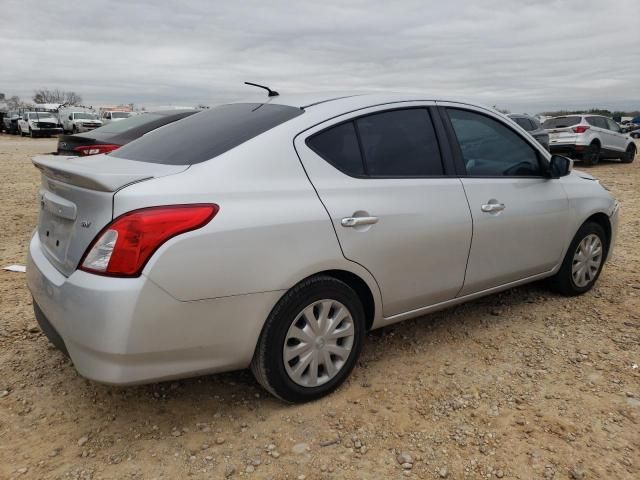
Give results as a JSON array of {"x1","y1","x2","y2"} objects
[{"x1": 0, "y1": 134, "x2": 638, "y2": 480}]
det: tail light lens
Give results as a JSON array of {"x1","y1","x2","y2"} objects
[
  {"x1": 572, "y1": 125, "x2": 590, "y2": 134},
  {"x1": 73, "y1": 144, "x2": 120, "y2": 156},
  {"x1": 80, "y1": 204, "x2": 219, "y2": 277}
]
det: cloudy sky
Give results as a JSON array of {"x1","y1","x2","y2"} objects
[{"x1": 1, "y1": 0, "x2": 639, "y2": 113}]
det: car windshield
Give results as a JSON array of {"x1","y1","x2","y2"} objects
[
  {"x1": 511, "y1": 117, "x2": 534, "y2": 131},
  {"x1": 30, "y1": 112, "x2": 53, "y2": 119},
  {"x1": 543, "y1": 116, "x2": 581, "y2": 129},
  {"x1": 74, "y1": 112, "x2": 98, "y2": 120},
  {"x1": 111, "y1": 112, "x2": 131, "y2": 119},
  {"x1": 90, "y1": 113, "x2": 163, "y2": 134}
]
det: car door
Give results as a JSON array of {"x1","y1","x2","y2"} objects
[
  {"x1": 604, "y1": 118, "x2": 628, "y2": 153},
  {"x1": 438, "y1": 103, "x2": 571, "y2": 296},
  {"x1": 586, "y1": 116, "x2": 614, "y2": 151},
  {"x1": 295, "y1": 104, "x2": 472, "y2": 317}
]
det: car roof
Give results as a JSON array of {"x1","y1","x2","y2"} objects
[{"x1": 262, "y1": 92, "x2": 454, "y2": 110}]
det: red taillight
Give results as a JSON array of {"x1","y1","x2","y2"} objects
[
  {"x1": 79, "y1": 204, "x2": 219, "y2": 277},
  {"x1": 572, "y1": 125, "x2": 590, "y2": 134},
  {"x1": 73, "y1": 144, "x2": 120, "y2": 156}
]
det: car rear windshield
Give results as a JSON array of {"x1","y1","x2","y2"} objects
[
  {"x1": 91, "y1": 113, "x2": 163, "y2": 134},
  {"x1": 511, "y1": 117, "x2": 534, "y2": 131},
  {"x1": 111, "y1": 103, "x2": 304, "y2": 165},
  {"x1": 542, "y1": 116, "x2": 581, "y2": 129}
]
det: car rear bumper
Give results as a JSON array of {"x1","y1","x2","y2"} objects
[
  {"x1": 26, "y1": 233, "x2": 282, "y2": 385},
  {"x1": 549, "y1": 143, "x2": 587, "y2": 157}
]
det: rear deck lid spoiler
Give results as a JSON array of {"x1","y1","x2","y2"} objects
[{"x1": 32, "y1": 154, "x2": 189, "y2": 192}]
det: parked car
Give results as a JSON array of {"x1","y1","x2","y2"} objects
[
  {"x1": 56, "y1": 110, "x2": 197, "y2": 156},
  {"x1": 629, "y1": 129, "x2": 640, "y2": 139},
  {"x1": 58, "y1": 107, "x2": 103, "y2": 133},
  {"x1": 17, "y1": 111, "x2": 63, "y2": 137},
  {"x1": 543, "y1": 115, "x2": 636, "y2": 165},
  {"x1": 100, "y1": 110, "x2": 132, "y2": 125},
  {"x1": 507, "y1": 113, "x2": 549, "y2": 150},
  {"x1": 27, "y1": 93, "x2": 620, "y2": 402},
  {"x1": 2, "y1": 110, "x2": 20, "y2": 134}
]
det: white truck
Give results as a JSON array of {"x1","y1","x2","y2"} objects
[
  {"x1": 58, "y1": 107, "x2": 103, "y2": 133},
  {"x1": 17, "y1": 111, "x2": 63, "y2": 138}
]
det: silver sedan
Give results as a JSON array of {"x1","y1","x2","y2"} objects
[{"x1": 27, "y1": 93, "x2": 620, "y2": 402}]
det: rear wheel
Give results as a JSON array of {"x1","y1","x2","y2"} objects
[
  {"x1": 582, "y1": 142, "x2": 601, "y2": 165},
  {"x1": 549, "y1": 221, "x2": 607, "y2": 296},
  {"x1": 251, "y1": 275, "x2": 365, "y2": 402},
  {"x1": 72, "y1": 125, "x2": 78, "y2": 134},
  {"x1": 29, "y1": 128, "x2": 35, "y2": 138},
  {"x1": 622, "y1": 143, "x2": 636, "y2": 163}
]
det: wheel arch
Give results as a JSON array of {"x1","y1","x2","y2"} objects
[{"x1": 584, "y1": 212, "x2": 611, "y2": 254}]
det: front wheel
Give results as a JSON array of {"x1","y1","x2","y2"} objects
[
  {"x1": 549, "y1": 222, "x2": 607, "y2": 296},
  {"x1": 621, "y1": 144, "x2": 636, "y2": 163},
  {"x1": 251, "y1": 275, "x2": 365, "y2": 403}
]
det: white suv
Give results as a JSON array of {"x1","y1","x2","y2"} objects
[{"x1": 543, "y1": 115, "x2": 636, "y2": 165}]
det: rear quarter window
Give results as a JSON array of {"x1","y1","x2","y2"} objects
[{"x1": 111, "y1": 103, "x2": 303, "y2": 165}]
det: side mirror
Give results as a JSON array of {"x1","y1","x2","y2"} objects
[
  {"x1": 68, "y1": 115, "x2": 73, "y2": 120},
  {"x1": 549, "y1": 155, "x2": 572, "y2": 178}
]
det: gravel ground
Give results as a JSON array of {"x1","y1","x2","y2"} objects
[{"x1": 0, "y1": 134, "x2": 638, "y2": 480}]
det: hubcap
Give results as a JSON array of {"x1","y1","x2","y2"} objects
[
  {"x1": 283, "y1": 299, "x2": 355, "y2": 387},
  {"x1": 572, "y1": 234, "x2": 603, "y2": 287}
]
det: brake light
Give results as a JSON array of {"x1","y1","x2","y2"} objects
[
  {"x1": 572, "y1": 125, "x2": 590, "y2": 134},
  {"x1": 73, "y1": 144, "x2": 120, "y2": 156},
  {"x1": 80, "y1": 204, "x2": 219, "y2": 277}
]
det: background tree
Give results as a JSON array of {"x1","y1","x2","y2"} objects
[{"x1": 32, "y1": 88, "x2": 82, "y2": 105}]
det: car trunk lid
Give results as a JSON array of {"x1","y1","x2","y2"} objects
[{"x1": 32, "y1": 154, "x2": 188, "y2": 276}]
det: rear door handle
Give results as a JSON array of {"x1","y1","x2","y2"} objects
[
  {"x1": 481, "y1": 203, "x2": 505, "y2": 213},
  {"x1": 341, "y1": 216, "x2": 379, "y2": 227}
]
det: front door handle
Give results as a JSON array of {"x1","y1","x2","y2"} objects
[
  {"x1": 341, "y1": 216, "x2": 379, "y2": 227},
  {"x1": 481, "y1": 203, "x2": 506, "y2": 213}
]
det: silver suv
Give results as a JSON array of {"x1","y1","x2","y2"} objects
[
  {"x1": 543, "y1": 114, "x2": 636, "y2": 165},
  {"x1": 27, "y1": 93, "x2": 620, "y2": 402}
]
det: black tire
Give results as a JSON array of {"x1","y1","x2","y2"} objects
[
  {"x1": 549, "y1": 221, "x2": 607, "y2": 296},
  {"x1": 621, "y1": 143, "x2": 636, "y2": 163},
  {"x1": 29, "y1": 128, "x2": 35, "y2": 138},
  {"x1": 582, "y1": 142, "x2": 601, "y2": 166},
  {"x1": 251, "y1": 275, "x2": 365, "y2": 403},
  {"x1": 72, "y1": 125, "x2": 78, "y2": 134}
]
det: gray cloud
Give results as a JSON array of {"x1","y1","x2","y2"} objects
[{"x1": 1, "y1": 0, "x2": 639, "y2": 113}]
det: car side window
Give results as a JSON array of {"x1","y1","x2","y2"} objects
[
  {"x1": 306, "y1": 122, "x2": 364, "y2": 176},
  {"x1": 355, "y1": 109, "x2": 443, "y2": 176},
  {"x1": 307, "y1": 108, "x2": 444, "y2": 177},
  {"x1": 605, "y1": 118, "x2": 621, "y2": 132},
  {"x1": 447, "y1": 108, "x2": 543, "y2": 177}
]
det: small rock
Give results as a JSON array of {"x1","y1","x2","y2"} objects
[
  {"x1": 402, "y1": 462, "x2": 413, "y2": 470},
  {"x1": 16, "y1": 467, "x2": 28, "y2": 474},
  {"x1": 245, "y1": 465, "x2": 255, "y2": 473},
  {"x1": 77, "y1": 435, "x2": 89, "y2": 447},
  {"x1": 216, "y1": 437, "x2": 225, "y2": 445},
  {"x1": 495, "y1": 470, "x2": 504, "y2": 478},
  {"x1": 291, "y1": 442, "x2": 308, "y2": 454},
  {"x1": 224, "y1": 464, "x2": 236, "y2": 478},
  {"x1": 171, "y1": 430, "x2": 181, "y2": 437},
  {"x1": 0, "y1": 390, "x2": 8, "y2": 398},
  {"x1": 438, "y1": 467, "x2": 449, "y2": 478},
  {"x1": 569, "y1": 467, "x2": 585, "y2": 480},
  {"x1": 271, "y1": 451, "x2": 280, "y2": 458},
  {"x1": 397, "y1": 452, "x2": 413, "y2": 465}
]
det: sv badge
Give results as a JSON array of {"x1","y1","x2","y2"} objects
[{"x1": 80, "y1": 221, "x2": 92, "y2": 228}]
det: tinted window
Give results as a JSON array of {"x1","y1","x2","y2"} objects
[
  {"x1": 605, "y1": 118, "x2": 621, "y2": 132},
  {"x1": 447, "y1": 108, "x2": 542, "y2": 177},
  {"x1": 112, "y1": 103, "x2": 303, "y2": 165},
  {"x1": 92, "y1": 113, "x2": 163, "y2": 134},
  {"x1": 306, "y1": 122, "x2": 364, "y2": 176},
  {"x1": 543, "y1": 116, "x2": 581, "y2": 129},
  {"x1": 512, "y1": 117, "x2": 534, "y2": 131},
  {"x1": 356, "y1": 109, "x2": 443, "y2": 176},
  {"x1": 585, "y1": 116, "x2": 608, "y2": 129}
]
